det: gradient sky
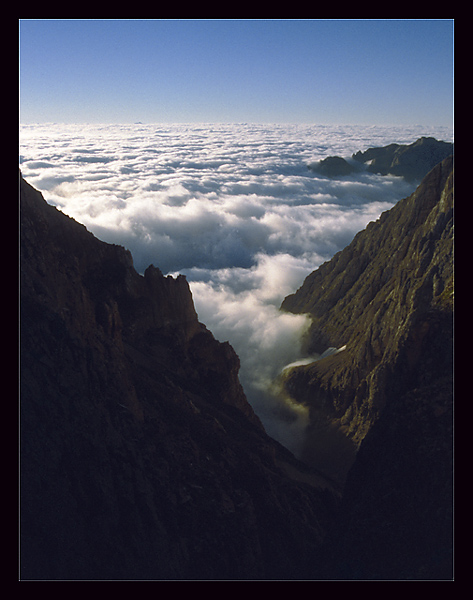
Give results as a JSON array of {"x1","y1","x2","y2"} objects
[{"x1": 19, "y1": 19, "x2": 454, "y2": 126}]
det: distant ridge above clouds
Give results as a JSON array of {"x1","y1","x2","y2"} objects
[
  {"x1": 309, "y1": 137, "x2": 454, "y2": 182},
  {"x1": 352, "y1": 136, "x2": 453, "y2": 181},
  {"x1": 19, "y1": 124, "x2": 452, "y2": 276}
]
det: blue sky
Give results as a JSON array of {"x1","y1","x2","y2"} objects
[{"x1": 19, "y1": 19, "x2": 454, "y2": 126}]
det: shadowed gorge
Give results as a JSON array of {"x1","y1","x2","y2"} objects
[{"x1": 20, "y1": 139, "x2": 454, "y2": 580}]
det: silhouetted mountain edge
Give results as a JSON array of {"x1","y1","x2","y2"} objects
[{"x1": 19, "y1": 173, "x2": 340, "y2": 580}]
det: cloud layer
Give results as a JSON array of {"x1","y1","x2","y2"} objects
[{"x1": 20, "y1": 123, "x2": 453, "y2": 454}]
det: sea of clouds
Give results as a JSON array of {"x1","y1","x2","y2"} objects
[{"x1": 20, "y1": 122, "x2": 453, "y2": 454}]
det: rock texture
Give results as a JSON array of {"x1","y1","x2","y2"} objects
[
  {"x1": 320, "y1": 371, "x2": 453, "y2": 579},
  {"x1": 352, "y1": 136, "x2": 453, "y2": 181},
  {"x1": 20, "y1": 174, "x2": 339, "y2": 581},
  {"x1": 281, "y1": 157, "x2": 453, "y2": 578}
]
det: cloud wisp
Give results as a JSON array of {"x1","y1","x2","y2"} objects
[{"x1": 20, "y1": 122, "x2": 453, "y2": 456}]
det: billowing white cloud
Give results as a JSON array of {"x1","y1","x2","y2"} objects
[
  {"x1": 20, "y1": 122, "x2": 453, "y2": 458},
  {"x1": 189, "y1": 274, "x2": 313, "y2": 453}
]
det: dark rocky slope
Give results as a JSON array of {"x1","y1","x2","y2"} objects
[
  {"x1": 20, "y1": 175, "x2": 339, "y2": 580},
  {"x1": 281, "y1": 157, "x2": 453, "y2": 578}
]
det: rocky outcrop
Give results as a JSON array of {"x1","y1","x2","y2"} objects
[
  {"x1": 352, "y1": 136, "x2": 453, "y2": 181},
  {"x1": 280, "y1": 157, "x2": 453, "y2": 578},
  {"x1": 20, "y1": 174, "x2": 339, "y2": 580},
  {"x1": 308, "y1": 156, "x2": 358, "y2": 177}
]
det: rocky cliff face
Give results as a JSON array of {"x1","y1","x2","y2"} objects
[
  {"x1": 20, "y1": 174, "x2": 339, "y2": 580},
  {"x1": 281, "y1": 157, "x2": 453, "y2": 474},
  {"x1": 280, "y1": 157, "x2": 453, "y2": 578}
]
